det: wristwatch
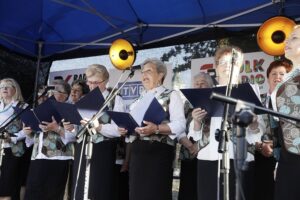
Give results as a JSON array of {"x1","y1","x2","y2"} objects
[{"x1": 155, "y1": 124, "x2": 160, "y2": 135}]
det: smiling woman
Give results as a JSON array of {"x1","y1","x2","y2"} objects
[{"x1": 123, "y1": 58, "x2": 186, "y2": 200}]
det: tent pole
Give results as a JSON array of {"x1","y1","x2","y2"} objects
[{"x1": 33, "y1": 41, "x2": 43, "y2": 108}]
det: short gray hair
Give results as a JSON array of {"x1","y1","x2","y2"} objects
[
  {"x1": 141, "y1": 58, "x2": 167, "y2": 83},
  {"x1": 193, "y1": 72, "x2": 214, "y2": 88}
]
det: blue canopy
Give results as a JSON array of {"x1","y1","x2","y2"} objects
[{"x1": 0, "y1": 0, "x2": 299, "y2": 60}]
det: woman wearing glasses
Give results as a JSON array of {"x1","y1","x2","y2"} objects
[
  {"x1": 0, "y1": 78, "x2": 26, "y2": 200},
  {"x1": 70, "y1": 64, "x2": 125, "y2": 200},
  {"x1": 189, "y1": 46, "x2": 265, "y2": 200},
  {"x1": 23, "y1": 81, "x2": 73, "y2": 200}
]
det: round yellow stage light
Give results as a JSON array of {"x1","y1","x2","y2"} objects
[
  {"x1": 109, "y1": 39, "x2": 135, "y2": 70},
  {"x1": 257, "y1": 16, "x2": 296, "y2": 56}
]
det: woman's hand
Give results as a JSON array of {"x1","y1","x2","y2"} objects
[
  {"x1": 39, "y1": 116, "x2": 59, "y2": 132},
  {"x1": 135, "y1": 121, "x2": 157, "y2": 136},
  {"x1": 118, "y1": 127, "x2": 128, "y2": 136},
  {"x1": 62, "y1": 120, "x2": 74, "y2": 132},
  {"x1": 23, "y1": 124, "x2": 33, "y2": 137},
  {"x1": 192, "y1": 108, "x2": 207, "y2": 123},
  {"x1": 261, "y1": 142, "x2": 273, "y2": 157}
]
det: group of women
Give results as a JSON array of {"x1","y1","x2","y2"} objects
[{"x1": 0, "y1": 25, "x2": 299, "y2": 200}]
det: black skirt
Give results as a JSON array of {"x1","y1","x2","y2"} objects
[
  {"x1": 24, "y1": 159, "x2": 70, "y2": 200},
  {"x1": 197, "y1": 159, "x2": 235, "y2": 200},
  {"x1": 178, "y1": 158, "x2": 197, "y2": 200},
  {"x1": 129, "y1": 140, "x2": 175, "y2": 200},
  {"x1": 71, "y1": 139, "x2": 117, "y2": 200},
  {"x1": 254, "y1": 151, "x2": 276, "y2": 200},
  {"x1": 275, "y1": 148, "x2": 300, "y2": 200},
  {"x1": 0, "y1": 148, "x2": 22, "y2": 196}
]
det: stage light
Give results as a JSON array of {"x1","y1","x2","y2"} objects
[
  {"x1": 109, "y1": 39, "x2": 136, "y2": 70},
  {"x1": 257, "y1": 16, "x2": 296, "y2": 56}
]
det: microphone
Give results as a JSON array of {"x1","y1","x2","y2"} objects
[{"x1": 128, "y1": 65, "x2": 141, "y2": 78}]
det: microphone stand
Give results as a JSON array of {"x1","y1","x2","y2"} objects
[
  {"x1": 211, "y1": 93, "x2": 300, "y2": 200},
  {"x1": 0, "y1": 87, "x2": 51, "y2": 176},
  {"x1": 73, "y1": 70, "x2": 135, "y2": 200},
  {"x1": 215, "y1": 51, "x2": 236, "y2": 200},
  {"x1": 210, "y1": 93, "x2": 300, "y2": 123}
]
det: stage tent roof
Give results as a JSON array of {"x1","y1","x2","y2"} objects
[{"x1": 0, "y1": 0, "x2": 299, "y2": 61}]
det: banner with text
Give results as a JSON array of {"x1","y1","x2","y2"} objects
[{"x1": 191, "y1": 51, "x2": 275, "y2": 94}]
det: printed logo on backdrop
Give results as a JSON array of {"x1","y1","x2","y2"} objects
[
  {"x1": 48, "y1": 69, "x2": 86, "y2": 84},
  {"x1": 118, "y1": 81, "x2": 144, "y2": 100},
  {"x1": 191, "y1": 52, "x2": 274, "y2": 94}
]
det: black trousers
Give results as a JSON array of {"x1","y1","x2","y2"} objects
[{"x1": 129, "y1": 140, "x2": 175, "y2": 200}]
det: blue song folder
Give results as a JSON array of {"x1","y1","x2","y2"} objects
[
  {"x1": 75, "y1": 87, "x2": 106, "y2": 119},
  {"x1": 180, "y1": 83, "x2": 263, "y2": 117},
  {"x1": 14, "y1": 98, "x2": 62, "y2": 131},
  {"x1": 15, "y1": 87, "x2": 106, "y2": 131},
  {"x1": 107, "y1": 98, "x2": 167, "y2": 134},
  {"x1": 106, "y1": 111, "x2": 139, "y2": 134}
]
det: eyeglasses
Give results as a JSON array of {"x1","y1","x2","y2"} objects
[
  {"x1": 0, "y1": 84, "x2": 14, "y2": 89},
  {"x1": 86, "y1": 79, "x2": 106, "y2": 85},
  {"x1": 52, "y1": 90, "x2": 67, "y2": 95}
]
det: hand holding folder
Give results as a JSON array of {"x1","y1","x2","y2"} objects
[
  {"x1": 107, "y1": 97, "x2": 167, "y2": 134},
  {"x1": 14, "y1": 87, "x2": 106, "y2": 131},
  {"x1": 14, "y1": 98, "x2": 62, "y2": 132},
  {"x1": 180, "y1": 83, "x2": 263, "y2": 117}
]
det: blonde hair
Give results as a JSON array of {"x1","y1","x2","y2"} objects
[
  {"x1": 0, "y1": 78, "x2": 24, "y2": 101},
  {"x1": 85, "y1": 64, "x2": 109, "y2": 82}
]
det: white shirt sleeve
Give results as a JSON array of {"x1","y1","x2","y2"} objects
[
  {"x1": 167, "y1": 91, "x2": 186, "y2": 140},
  {"x1": 60, "y1": 129, "x2": 77, "y2": 145},
  {"x1": 100, "y1": 95, "x2": 125, "y2": 138},
  {"x1": 10, "y1": 129, "x2": 26, "y2": 144},
  {"x1": 187, "y1": 119, "x2": 202, "y2": 141}
]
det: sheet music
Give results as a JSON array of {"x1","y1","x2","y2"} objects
[{"x1": 130, "y1": 92, "x2": 155, "y2": 126}]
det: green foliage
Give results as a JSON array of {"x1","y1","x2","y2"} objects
[{"x1": 161, "y1": 40, "x2": 217, "y2": 73}]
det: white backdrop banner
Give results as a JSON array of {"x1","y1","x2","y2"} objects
[{"x1": 191, "y1": 51, "x2": 275, "y2": 94}]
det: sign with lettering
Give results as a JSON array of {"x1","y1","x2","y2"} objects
[{"x1": 191, "y1": 51, "x2": 274, "y2": 94}]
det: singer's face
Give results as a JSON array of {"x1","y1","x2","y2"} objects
[
  {"x1": 0, "y1": 81, "x2": 16, "y2": 100},
  {"x1": 285, "y1": 27, "x2": 300, "y2": 61},
  {"x1": 267, "y1": 66, "x2": 287, "y2": 93},
  {"x1": 141, "y1": 63, "x2": 163, "y2": 90},
  {"x1": 86, "y1": 74, "x2": 107, "y2": 92},
  {"x1": 216, "y1": 53, "x2": 240, "y2": 85},
  {"x1": 70, "y1": 84, "x2": 83, "y2": 103},
  {"x1": 53, "y1": 85, "x2": 68, "y2": 103},
  {"x1": 193, "y1": 77, "x2": 210, "y2": 88}
]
